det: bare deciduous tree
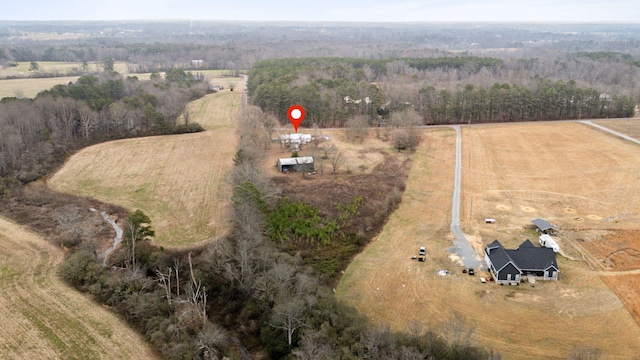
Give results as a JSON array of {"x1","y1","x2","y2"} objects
[
  {"x1": 292, "y1": 328, "x2": 337, "y2": 360},
  {"x1": 78, "y1": 105, "x2": 97, "y2": 140},
  {"x1": 270, "y1": 297, "x2": 306, "y2": 347},
  {"x1": 155, "y1": 267, "x2": 173, "y2": 305},
  {"x1": 346, "y1": 115, "x2": 369, "y2": 142},
  {"x1": 197, "y1": 322, "x2": 228, "y2": 360},
  {"x1": 319, "y1": 143, "x2": 337, "y2": 160},
  {"x1": 360, "y1": 325, "x2": 396, "y2": 360},
  {"x1": 330, "y1": 150, "x2": 345, "y2": 174},
  {"x1": 440, "y1": 311, "x2": 476, "y2": 348}
]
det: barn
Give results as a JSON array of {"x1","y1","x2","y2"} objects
[
  {"x1": 485, "y1": 239, "x2": 559, "y2": 285},
  {"x1": 277, "y1": 157, "x2": 314, "y2": 173}
]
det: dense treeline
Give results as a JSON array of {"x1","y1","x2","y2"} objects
[
  {"x1": 248, "y1": 57, "x2": 637, "y2": 127},
  {"x1": 0, "y1": 70, "x2": 206, "y2": 187},
  {"x1": 248, "y1": 57, "x2": 502, "y2": 127},
  {"x1": 417, "y1": 78, "x2": 636, "y2": 124}
]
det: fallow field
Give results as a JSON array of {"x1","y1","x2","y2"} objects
[
  {"x1": 337, "y1": 123, "x2": 640, "y2": 359},
  {"x1": 0, "y1": 61, "x2": 145, "y2": 98},
  {"x1": 48, "y1": 76, "x2": 244, "y2": 246},
  {"x1": 0, "y1": 217, "x2": 158, "y2": 359}
]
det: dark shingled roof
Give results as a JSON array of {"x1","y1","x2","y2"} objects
[
  {"x1": 486, "y1": 240, "x2": 559, "y2": 273},
  {"x1": 507, "y1": 242, "x2": 558, "y2": 272},
  {"x1": 531, "y1": 218, "x2": 557, "y2": 231},
  {"x1": 485, "y1": 240, "x2": 517, "y2": 271}
]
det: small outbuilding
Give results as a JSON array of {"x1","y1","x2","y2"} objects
[
  {"x1": 277, "y1": 157, "x2": 314, "y2": 173},
  {"x1": 531, "y1": 218, "x2": 558, "y2": 234}
]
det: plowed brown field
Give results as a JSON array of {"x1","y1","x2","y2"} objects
[
  {"x1": 0, "y1": 217, "x2": 158, "y2": 359},
  {"x1": 337, "y1": 123, "x2": 640, "y2": 359}
]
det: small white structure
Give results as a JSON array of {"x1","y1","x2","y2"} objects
[
  {"x1": 485, "y1": 218, "x2": 496, "y2": 224},
  {"x1": 280, "y1": 133, "x2": 312, "y2": 145},
  {"x1": 539, "y1": 234, "x2": 560, "y2": 253}
]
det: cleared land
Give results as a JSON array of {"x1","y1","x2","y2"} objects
[
  {"x1": 0, "y1": 62, "x2": 147, "y2": 98},
  {"x1": 0, "y1": 216, "x2": 158, "y2": 359},
  {"x1": 0, "y1": 76, "x2": 81, "y2": 98},
  {"x1": 48, "y1": 76, "x2": 243, "y2": 246},
  {"x1": 337, "y1": 123, "x2": 640, "y2": 359}
]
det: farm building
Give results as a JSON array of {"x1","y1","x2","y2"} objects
[
  {"x1": 277, "y1": 157, "x2": 314, "y2": 173},
  {"x1": 485, "y1": 239, "x2": 559, "y2": 285},
  {"x1": 531, "y1": 218, "x2": 558, "y2": 234},
  {"x1": 280, "y1": 134, "x2": 312, "y2": 145}
]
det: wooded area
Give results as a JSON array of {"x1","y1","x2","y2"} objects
[{"x1": 248, "y1": 57, "x2": 636, "y2": 127}]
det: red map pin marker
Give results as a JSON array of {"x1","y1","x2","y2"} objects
[{"x1": 287, "y1": 105, "x2": 306, "y2": 133}]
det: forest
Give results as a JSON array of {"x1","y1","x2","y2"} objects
[
  {"x1": 1, "y1": 21, "x2": 640, "y2": 359},
  {"x1": 248, "y1": 57, "x2": 636, "y2": 127}
]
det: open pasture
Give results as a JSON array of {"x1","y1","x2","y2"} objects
[
  {"x1": 0, "y1": 62, "x2": 149, "y2": 98},
  {"x1": 338, "y1": 123, "x2": 640, "y2": 359},
  {"x1": 48, "y1": 77, "x2": 243, "y2": 246},
  {"x1": 0, "y1": 76, "x2": 80, "y2": 98},
  {"x1": 0, "y1": 217, "x2": 158, "y2": 359}
]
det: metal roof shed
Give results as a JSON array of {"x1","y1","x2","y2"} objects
[
  {"x1": 277, "y1": 157, "x2": 314, "y2": 172},
  {"x1": 531, "y1": 218, "x2": 558, "y2": 233}
]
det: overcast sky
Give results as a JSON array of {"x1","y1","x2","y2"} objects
[{"x1": 4, "y1": 0, "x2": 640, "y2": 22}]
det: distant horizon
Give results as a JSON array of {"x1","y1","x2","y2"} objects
[
  {"x1": 2, "y1": 19, "x2": 640, "y2": 24},
  {"x1": 3, "y1": 0, "x2": 640, "y2": 23}
]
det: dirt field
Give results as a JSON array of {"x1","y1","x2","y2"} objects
[
  {"x1": 0, "y1": 216, "x2": 158, "y2": 359},
  {"x1": 337, "y1": 124, "x2": 640, "y2": 359},
  {"x1": 48, "y1": 76, "x2": 243, "y2": 246}
]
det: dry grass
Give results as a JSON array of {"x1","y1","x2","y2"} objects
[
  {"x1": 0, "y1": 216, "x2": 158, "y2": 359},
  {"x1": 581, "y1": 230, "x2": 640, "y2": 271},
  {"x1": 593, "y1": 118, "x2": 640, "y2": 140},
  {"x1": 337, "y1": 124, "x2": 640, "y2": 359},
  {"x1": 48, "y1": 77, "x2": 243, "y2": 246},
  {"x1": 601, "y1": 274, "x2": 640, "y2": 326},
  {"x1": 0, "y1": 76, "x2": 81, "y2": 98},
  {"x1": 0, "y1": 62, "x2": 149, "y2": 98}
]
